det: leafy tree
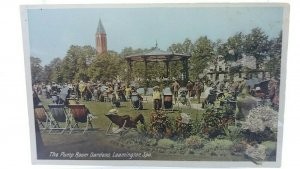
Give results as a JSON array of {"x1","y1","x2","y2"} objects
[
  {"x1": 167, "y1": 38, "x2": 193, "y2": 80},
  {"x1": 88, "y1": 52, "x2": 120, "y2": 82},
  {"x1": 244, "y1": 28, "x2": 270, "y2": 69},
  {"x1": 59, "y1": 45, "x2": 96, "y2": 83},
  {"x1": 48, "y1": 58, "x2": 63, "y2": 83},
  {"x1": 217, "y1": 32, "x2": 245, "y2": 61},
  {"x1": 190, "y1": 36, "x2": 214, "y2": 80},
  {"x1": 30, "y1": 56, "x2": 43, "y2": 84},
  {"x1": 266, "y1": 31, "x2": 282, "y2": 77}
]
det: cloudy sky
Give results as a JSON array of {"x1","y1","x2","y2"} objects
[{"x1": 27, "y1": 6, "x2": 283, "y2": 64}]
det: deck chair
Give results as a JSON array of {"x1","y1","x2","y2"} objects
[
  {"x1": 34, "y1": 105, "x2": 52, "y2": 133},
  {"x1": 68, "y1": 104, "x2": 95, "y2": 134},
  {"x1": 163, "y1": 94, "x2": 174, "y2": 112},
  {"x1": 48, "y1": 104, "x2": 71, "y2": 134},
  {"x1": 105, "y1": 111, "x2": 144, "y2": 136}
]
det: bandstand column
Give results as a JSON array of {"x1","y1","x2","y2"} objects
[
  {"x1": 181, "y1": 58, "x2": 189, "y2": 85},
  {"x1": 144, "y1": 58, "x2": 149, "y2": 91},
  {"x1": 127, "y1": 60, "x2": 133, "y2": 83},
  {"x1": 164, "y1": 60, "x2": 170, "y2": 78}
]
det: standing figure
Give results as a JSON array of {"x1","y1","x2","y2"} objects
[
  {"x1": 171, "y1": 80, "x2": 180, "y2": 103},
  {"x1": 78, "y1": 81, "x2": 86, "y2": 100},
  {"x1": 186, "y1": 81, "x2": 193, "y2": 98},
  {"x1": 193, "y1": 80, "x2": 203, "y2": 104}
]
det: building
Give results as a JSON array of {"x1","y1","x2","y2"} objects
[
  {"x1": 205, "y1": 55, "x2": 270, "y2": 82},
  {"x1": 95, "y1": 19, "x2": 107, "y2": 54}
]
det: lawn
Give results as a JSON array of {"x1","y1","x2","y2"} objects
[{"x1": 40, "y1": 96, "x2": 204, "y2": 132}]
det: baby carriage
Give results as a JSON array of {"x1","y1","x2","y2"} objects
[
  {"x1": 163, "y1": 93, "x2": 173, "y2": 111},
  {"x1": 131, "y1": 92, "x2": 143, "y2": 110},
  {"x1": 202, "y1": 89, "x2": 218, "y2": 108},
  {"x1": 177, "y1": 89, "x2": 191, "y2": 108}
]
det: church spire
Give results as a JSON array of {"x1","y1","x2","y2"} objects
[
  {"x1": 95, "y1": 18, "x2": 107, "y2": 54},
  {"x1": 96, "y1": 18, "x2": 106, "y2": 34}
]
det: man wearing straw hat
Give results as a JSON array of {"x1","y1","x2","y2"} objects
[{"x1": 105, "y1": 109, "x2": 145, "y2": 129}]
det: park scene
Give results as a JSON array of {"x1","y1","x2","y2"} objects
[{"x1": 29, "y1": 7, "x2": 283, "y2": 163}]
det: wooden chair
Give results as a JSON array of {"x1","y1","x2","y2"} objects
[
  {"x1": 68, "y1": 104, "x2": 95, "y2": 134},
  {"x1": 34, "y1": 105, "x2": 52, "y2": 133},
  {"x1": 48, "y1": 104, "x2": 71, "y2": 134}
]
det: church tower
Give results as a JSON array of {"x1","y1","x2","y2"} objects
[{"x1": 95, "y1": 19, "x2": 107, "y2": 54}]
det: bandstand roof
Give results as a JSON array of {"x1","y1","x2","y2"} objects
[{"x1": 125, "y1": 47, "x2": 191, "y2": 62}]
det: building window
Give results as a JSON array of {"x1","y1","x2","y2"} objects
[{"x1": 219, "y1": 67, "x2": 222, "y2": 71}]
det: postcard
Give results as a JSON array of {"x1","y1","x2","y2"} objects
[{"x1": 21, "y1": 3, "x2": 289, "y2": 167}]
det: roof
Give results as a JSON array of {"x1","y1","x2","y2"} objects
[
  {"x1": 125, "y1": 47, "x2": 191, "y2": 62},
  {"x1": 96, "y1": 18, "x2": 106, "y2": 34}
]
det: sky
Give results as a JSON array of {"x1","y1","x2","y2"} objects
[{"x1": 27, "y1": 6, "x2": 284, "y2": 65}]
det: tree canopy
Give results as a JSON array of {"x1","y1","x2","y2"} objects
[{"x1": 30, "y1": 27, "x2": 282, "y2": 84}]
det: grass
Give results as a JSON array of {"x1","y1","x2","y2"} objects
[{"x1": 40, "y1": 96, "x2": 204, "y2": 133}]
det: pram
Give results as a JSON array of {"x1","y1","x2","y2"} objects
[
  {"x1": 202, "y1": 89, "x2": 218, "y2": 108},
  {"x1": 177, "y1": 89, "x2": 191, "y2": 108},
  {"x1": 163, "y1": 93, "x2": 173, "y2": 111},
  {"x1": 131, "y1": 92, "x2": 143, "y2": 110}
]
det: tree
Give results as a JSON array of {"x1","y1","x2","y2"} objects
[
  {"x1": 190, "y1": 36, "x2": 214, "y2": 80},
  {"x1": 167, "y1": 38, "x2": 193, "y2": 80},
  {"x1": 266, "y1": 31, "x2": 282, "y2": 77},
  {"x1": 30, "y1": 56, "x2": 43, "y2": 84},
  {"x1": 217, "y1": 32, "x2": 245, "y2": 61},
  {"x1": 88, "y1": 52, "x2": 120, "y2": 82},
  {"x1": 244, "y1": 28, "x2": 270, "y2": 69},
  {"x1": 59, "y1": 45, "x2": 96, "y2": 83},
  {"x1": 48, "y1": 58, "x2": 63, "y2": 83}
]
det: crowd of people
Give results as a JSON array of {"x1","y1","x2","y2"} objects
[{"x1": 32, "y1": 73, "x2": 280, "y2": 111}]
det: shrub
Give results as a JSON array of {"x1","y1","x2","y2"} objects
[
  {"x1": 261, "y1": 141, "x2": 277, "y2": 156},
  {"x1": 245, "y1": 144, "x2": 266, "y2": 162},
  {"x1": 230, "y1": 142, "x2": 247, "y2": 156},
  {"x1": 157, "y1": 139, "x2": 175, "y2": 149},
  {"x1": 149, "y1": 111, "x2": 173, "y2": 139},
  {"x1": 203, "y1": 139, "x2": 234, "y2": 156},
  {"x1": 202, "y1": 103, "x2": 235, "y2": 138},
  {"x1": 176, "y1": 113, "x2": 193, "y2": 139},
  {"x1": 224, "y1": 125, "x2": 242, "y2": 141},
  {"x1": 241, "y1": 106, "x2": 278, "y2": 133},
  {"x1": 240, "y1": 106, "x2": 278, "y2": 142},
  {"x1": 185, "y1": 135, "x2": 203, "y2": 149}
]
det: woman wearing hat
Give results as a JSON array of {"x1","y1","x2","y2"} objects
[{"x1": 152, "y1": 86, "x2": 162, "y2": 110}]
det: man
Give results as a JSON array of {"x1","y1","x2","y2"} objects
[
  {"x1": 186, "y1": 81, "x2": 193, "y2": 98},
  {"x1": 171, "y1": 80, "x2": 180, "y2": 102},
  {"x1": 78, "y1": 81, "x2": 86, "y2": 100},
  {"x1": 105, "y1": 109, "x2": 145, "y2": 129},
  {"x1": 193, "y1": 80, "x2": 203, "y2": 103}
]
